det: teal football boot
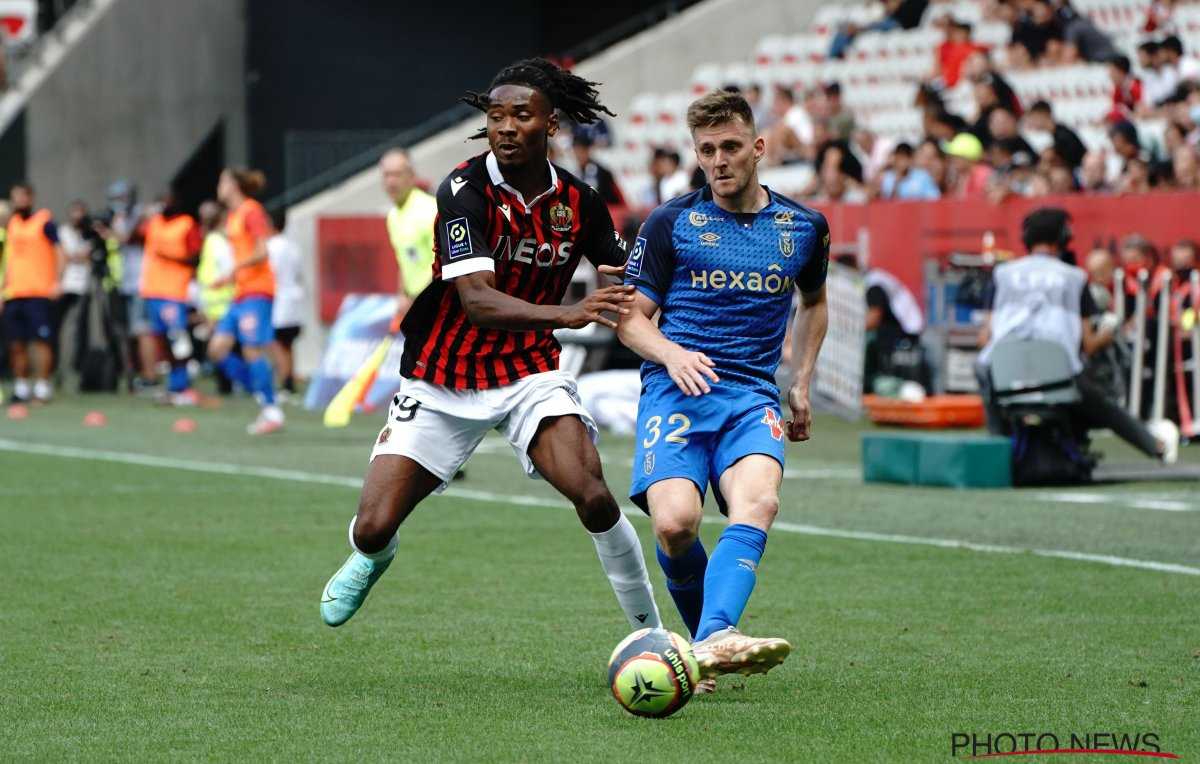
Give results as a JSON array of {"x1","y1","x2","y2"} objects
[{"x1": 320, "y1": 552, "x2": 393, "y2": 627}]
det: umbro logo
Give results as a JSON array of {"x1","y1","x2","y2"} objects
[
  {"x1": 450, "y1": 177, "x2": 467, "y2": 196},
  {"x1": 736, "y1": 558, "x2": 758, "y2": 572},
  {"x1": 699, "y1": 231, "x2": 720, "y2": 246}
]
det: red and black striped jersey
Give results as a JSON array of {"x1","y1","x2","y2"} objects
[{"x1": 399, "y1": 151, "x2": 627, "y2": 389}]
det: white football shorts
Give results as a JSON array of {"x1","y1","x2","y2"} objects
[{"x1": 369, "y1": 369, "x2": 599, "y2": 491}]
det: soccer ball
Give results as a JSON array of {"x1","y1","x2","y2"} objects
[{"x1": 607, "y1": 627, "x2": 700, "y2": 718}]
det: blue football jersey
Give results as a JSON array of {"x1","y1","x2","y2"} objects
[{"x1": 624, "y1": 187, "x2": 830, "y2": 399}]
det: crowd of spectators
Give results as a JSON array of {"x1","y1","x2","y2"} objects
[{"x1": 580, "y1": 0, "x2": 1200, "y2": 210}]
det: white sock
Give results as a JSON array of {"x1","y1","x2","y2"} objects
[
  {"x1": 348, "y1": 517, "x2": 397, "y2": 561},
  {"x1": 590, "y1": 514, "x2": 662, "y2": 629},
  {"x1": 14, "y1": 378, "x2": 31, "y2": 399},
  {"x1": 263, "y1": 405, "x2": 285, "y2": 423},
  {"x1": 33, "y1": 379, "x2": 52, "y2": 400}
]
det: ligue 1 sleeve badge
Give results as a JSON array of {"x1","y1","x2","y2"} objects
[{"x1": 549, "y1": 202, "x2": 574, "y2": 233}]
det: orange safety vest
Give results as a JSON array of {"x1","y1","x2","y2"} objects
[
  {"x1": 140, "y1": 213, "x2": 199, "y2": 302},
  {"x1": 226, "y1": 198, "x2": 274, "y2": 298},
  {"x1": 4, "y1": 209, "x2": 57, "y2": 299}
]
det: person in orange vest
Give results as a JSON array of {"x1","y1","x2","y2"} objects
[
  {"x1": 2, "y1": 182, "x2": 64, "y2": 403},
  {"x1": 139, "y1": 188, "x2": 202, "y2": 405},
  {"x1": 208, "y1": 168, "x2": 284, "y2": 435}
]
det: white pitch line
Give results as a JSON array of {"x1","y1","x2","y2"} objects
[
  {"x1": 1, "y1": 438, "x2": 1196, "y2": 577},
  {"x1": 1031, "y1": 491, "x2": 1198, "y2": 512}
]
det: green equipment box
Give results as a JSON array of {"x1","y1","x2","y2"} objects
[{"x1": 862, "y1": 432, "x2": 1012, "y2": 489}]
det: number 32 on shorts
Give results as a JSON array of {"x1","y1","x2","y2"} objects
[{"x1": 643, "y1": 413, "x2": 691, "y2": 447}]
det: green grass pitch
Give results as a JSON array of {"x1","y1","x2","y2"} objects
[{"x1": 1, "y1": 393, "x2": 1197, "y2": 761}]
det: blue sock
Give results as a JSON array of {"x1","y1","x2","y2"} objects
[
  {"x1": 655, "y1": 539, "x2": 708, "y2": 639},
  {"x1": 248, "y1": 356, "x2": 276, "y2": 405},
  {"x1": 167, "y1": 364, "x2": 190, "y2": 393},
  {"x1": 694, "y1": 524, "x2": 768, "y2": 642},
  {"x1": 218, "y1": 354, "x2": 251, "y2": 392}
]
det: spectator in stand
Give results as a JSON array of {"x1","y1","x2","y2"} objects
[
  {"x1": 1047, "y1": 164, "x2": 1077, "y2": 194},
  {"x1": 648, "y1": 147, "x2": 690, "y2": 204},
  {"x1": 971, "y1": 75, "x2": 1022, "y2": 147},
  {"x1": 1108, "y1": 55, "x2": 1143, "y2": 122},
  {"x1": 1057, "y1": 0, "x2": 1118, "y2": 64},
  {"x1": 987, "y1": 107, "x2": 1035, "y2": 156},
  {"x1": 1118, "y1": 157, "x2": 1152, "y2": 194},
  {"x1": 944, "y1": 132, "x2": 992, "y2": 198},
  {"x1": 764, "y1": 85, "x2": 814, "y2": 165},
  {"x1": 1024, "y1": 100, "x2": 1087, "y2": 169},
  {"x1": 986, "y1": 138, "x2": 1038, "y2": 202},
  {"x1": 879, "y1": 142, "x2": 941, "y2": 200},
  {"x1": 1138, "y1": 41, "x2": 1178, "y2": 109},
  {"x1": 824, "y1": 83, "x2": 855, "y2": 142},
  {"x1": 829, "y1": 0, "x2": 931, "y2": 59},
  {"x1": 1109, "y1": 119, "x2": 1144, "y2": 165},
  {"x1": 936, "y1": 19, "x2": 988, "y2": 88},
  {"x1": 855, "y1": 129, "x2": 897, "y2": 183},
  {"x1": 925, "y1": 107, "x2": 970, "y2": 143},
  {"x1": 963, "y1": 53, "x2": 1022, "y2": 113},
  {"x1": 811, "y1": 141, "x2": 868, "y2": 203},
  {"x1": 915, "y1": 138, "x2": 951, "y2": 194},
  {"x1": 1080, "y1": 149, "x2": 1113, "y2": 192},
  {"x1": 1170, "y1": 37, "x2": 1200, "y2": 83},
  {"x1": 1158, "y1": 37, "x2": 1194, "y2": 95},
  {"x1": 1009, "y1": 0, "x2": 1063, "y2": 68},
  {"x1": 1173, "y1": 145, "x2": 1200, "y2": 189},
  {"x1": 572, "y1": 133, "x2": 625, "y2": 206}
]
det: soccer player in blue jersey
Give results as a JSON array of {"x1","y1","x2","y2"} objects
[{"x1": 617, "y1": 90, "x2": 829, "y2": 683}]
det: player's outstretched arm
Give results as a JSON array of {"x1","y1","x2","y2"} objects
[
  {"x1": 616, "y1": 291, "x2": 719, "y2": 396},
  {"x1": 787, "y1": 285, "x2": 828, "y2": 441},
  {"x1": 455, "y1": 271, "x2": 635, "y2": 331}
]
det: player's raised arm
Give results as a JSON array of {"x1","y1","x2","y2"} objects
[
  {"x1": 786, "y1": 219, "x2": 831, "y2": 442},
  {"x1": 616, "y1": 208, "x2": 719, "y2": 396}
]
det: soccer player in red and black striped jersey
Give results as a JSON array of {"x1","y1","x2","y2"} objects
[{"x1": 321, "y1": 58, "x2": 663, "y2": 633}]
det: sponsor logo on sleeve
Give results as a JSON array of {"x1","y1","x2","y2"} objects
[
  {"x1": 445, "y1": 217, "x2": 473, "y2": 260},
  {"x1": 450, "y1": 177, "x2": 467, "y2": 196},
  {"x1": 627, "y1": 236, "x2": 646, "y2": 278}
]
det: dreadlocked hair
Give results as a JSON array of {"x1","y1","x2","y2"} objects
[{"x1": 461, "y1": 57, "x2": 616, "y2": 140}]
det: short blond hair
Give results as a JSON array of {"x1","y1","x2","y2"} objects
[{"x1": 686, "y1": 91, "x2": 756, "y2": 133}]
